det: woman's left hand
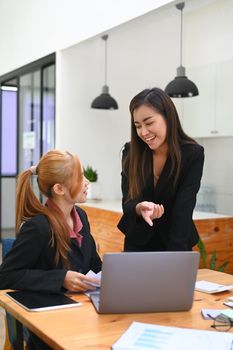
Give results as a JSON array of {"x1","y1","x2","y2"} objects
[{"x1": 151, "y1": 204, "x2": 164, "y2": 222}]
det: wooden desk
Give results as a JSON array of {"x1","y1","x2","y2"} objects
[{"x1": 0, "y1": 269, "x2": 233, "y2": 350}]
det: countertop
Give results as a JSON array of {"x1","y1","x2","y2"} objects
[{"x1": 81, "y1": 199, "x2": 230, "y2": 220}]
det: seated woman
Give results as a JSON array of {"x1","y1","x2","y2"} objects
[{"x1": 0, "y1": 150, "x2": 102, "y2": 349}]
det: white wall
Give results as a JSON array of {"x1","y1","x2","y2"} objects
[
  {"x1": 0, "y1": 0, "x2": 172, "y2": 75},
  {"x1": 184, "y1": 0, "x2": 233, "y2": 215},
  {"x1": 0, "y1": 0, "x2": 173, "y2": 229},
  {"x1": 57, "y1": 0, "x2": 233, "y2": 215},
  {"x1": 185, "y1": 0, "x2": 233, "y2": 65},
  {"x1": 56, "y1": 4, "x2": 179, "y2": 199}
]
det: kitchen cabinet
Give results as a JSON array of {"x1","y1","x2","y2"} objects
[
  {"x1": 215, "y1": 60, "x2": 233, "y2": 135},
  {"x1": 182, "y1": 59, "x2": 233, "y2": 138}
]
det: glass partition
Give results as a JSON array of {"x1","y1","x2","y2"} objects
[
  {"x1": 0, "y1": 54, "x2": 55, "y2": 239},
  {"x1": 19, "y1": 71, "x2": 41, "y2": 171},
  {"x1": 1, "y1": 86, "x2": 17, "y2": 175}
]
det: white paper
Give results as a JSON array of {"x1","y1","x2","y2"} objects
[
  {"x1": 84, "y1": 289, "x2": 100, "y2": 298},
  {"x1": 201, "y1": 308, "x2": 224, "y2": 319},
  {"x1": 112, "y1": 322, "x2": 233, "y2": 350},
  {"x1": 195, "y1": 280, "x2": 233, "y2": 294},
  {"x1": 85, "y1": 270, "x2": 102, "y2": 287}
]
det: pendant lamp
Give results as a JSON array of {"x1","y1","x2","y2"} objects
[
  {"x1": 91, "y1": 34, "x2": 118, "y2": 110},
  {"x1": 165, "y1": 2, "x2": 198, "y2": 98}
]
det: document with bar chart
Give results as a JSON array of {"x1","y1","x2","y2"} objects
[{"x1": 112, "y1": 322, "x2": 233, "y2": 350}]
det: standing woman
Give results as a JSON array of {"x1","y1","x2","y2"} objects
[
  {"x1": 0, "y1": 150, "x2": 101, "y2": 349},
  {"x1": 118, "y1": 87, "x2": 204, "y2": 252}
]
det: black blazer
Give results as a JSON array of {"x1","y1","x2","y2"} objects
[
  {"x1": 0, "y1": 206, "x2": 102, "y2": 292},
  {"x1": 117, "y1": 142, "x2": 204, "y2": 251}
]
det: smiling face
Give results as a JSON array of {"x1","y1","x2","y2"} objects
[{"x1": 133, "y1": 104, "x2": 168, "y2": 152}]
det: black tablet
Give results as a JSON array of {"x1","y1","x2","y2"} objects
[{"x1": 6, "y1": 290, "x2": 82, "y2": 312}]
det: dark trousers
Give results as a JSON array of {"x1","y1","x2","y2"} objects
[{"x1": 27, "y1": 332, "x2": 52, "y2": 350}]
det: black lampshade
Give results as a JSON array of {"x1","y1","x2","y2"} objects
[
  {"x1": 91, "y1": 85, "x2": 118, "y2": 110},
  {"x1": 165, "y1": 2, "x2": 198, "y2": 98},
  {"x1": 165, "y1": 65, "x2": 199, "y2": 98},
  {"x1": 91, "y1": 34, "x2": 118, "y2": 110}
]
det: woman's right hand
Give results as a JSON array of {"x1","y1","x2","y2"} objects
[
  {"x1": 136, "y1": 201, "x2": 164, "y2": 226},
  {"x1": 63, "y1": 271, "x2": 100, "y2": 292}
]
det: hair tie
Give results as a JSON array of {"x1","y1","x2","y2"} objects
[{"x1": 29, "y1": 165, "x2": 37, "y2": 175}]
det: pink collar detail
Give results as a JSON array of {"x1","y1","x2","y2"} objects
[{"x1": 46, "y1": 198, "x2": 83, "y2": 247}]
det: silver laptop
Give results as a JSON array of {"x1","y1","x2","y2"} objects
[{"x1": 90, "y1": 251, "x2": 199, "y2": 314}]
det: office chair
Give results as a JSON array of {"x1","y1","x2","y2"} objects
[
  {"x1": 2, "y1": 238, "x2": 15, "y2": 260},
  {"x1": 2, "y1": 238, "x2": 28, "y2": 350}
]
